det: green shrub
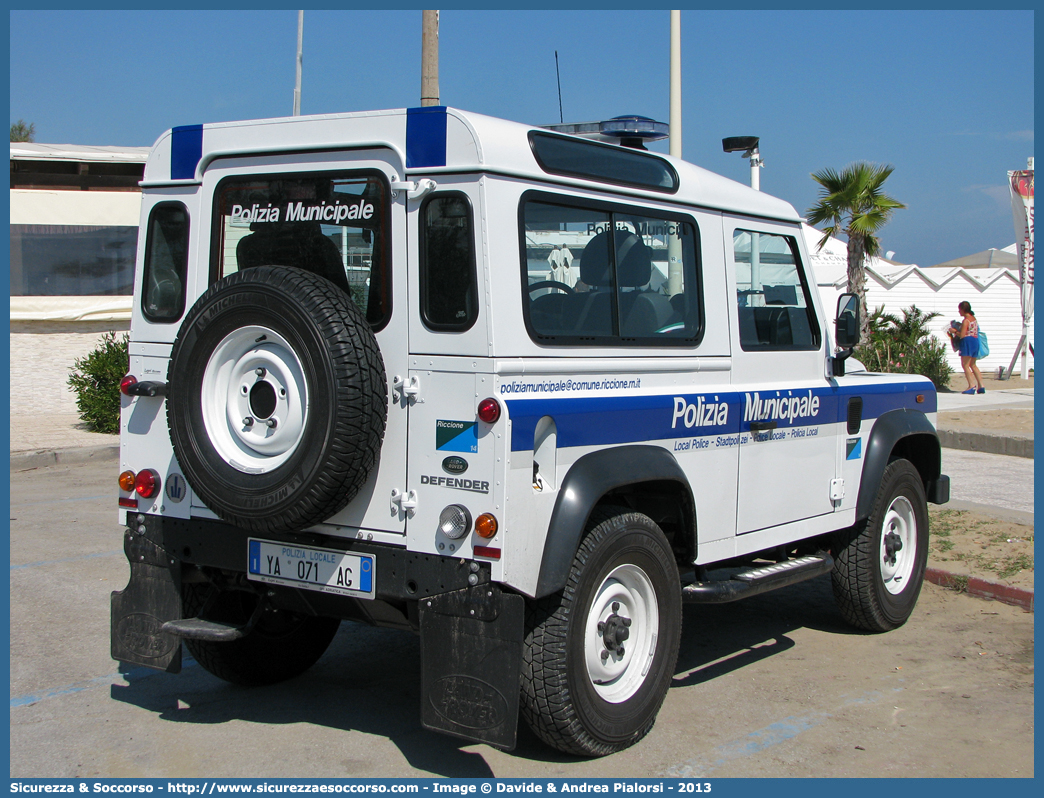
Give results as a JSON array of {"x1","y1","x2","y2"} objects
[
  {"x1": 67, "y1": 331, "x2": 129, "y2": 433},
  {"x1": 857, "y1": 306, "x2": 953, "y2": 390}
]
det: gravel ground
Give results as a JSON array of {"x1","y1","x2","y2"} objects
[{"x1": 928, "y1": 506, "x2": 1033, "y2": 592}]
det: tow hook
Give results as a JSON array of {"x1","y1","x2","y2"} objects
[{"x1": 598, "y1": 601, "x2": 631, "y2": 661}]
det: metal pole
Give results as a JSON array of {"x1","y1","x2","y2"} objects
[
  {"x1": 750, "y1": 148, "x2": 761, "y2": 190},
  {"x1": 1024, "y1": 156, "x2": 1034, "y2": 378},
  {"x1": 669, "y1": 11, "x2": 681, "y2": 159},
  {"x1": 666, "y1": 11, "x2": 684, "y2": 297},
  {"x1": 293, "y1": 11, "x2": 303, "y2": 116},
  {"x1": 421, "y1": 10, "x2": 440, "y2": 107}
]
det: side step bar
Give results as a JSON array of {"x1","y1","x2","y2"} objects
[
  {"x1": 682, "y1": 553, "x2": 834, "y2": 604},
  {"x1": 161, "y1": 587, "x2": 266, "y2": 642},
  {"x1": 161, "y1": 617, "x2": 251, "y2": 642}
]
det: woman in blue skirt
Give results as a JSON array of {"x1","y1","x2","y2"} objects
[{"x1": 949, "y1": 301, "x2": 984, "y2": 394}]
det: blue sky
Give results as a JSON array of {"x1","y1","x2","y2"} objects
[{"x1": 9, "y1": 8, "x2": 1034, "y2": 268}]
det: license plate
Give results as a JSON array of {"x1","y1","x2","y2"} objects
[{"x1": 247, "y1": 539, "x2": 375, "y2": 600}]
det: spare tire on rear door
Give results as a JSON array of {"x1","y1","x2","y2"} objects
[{"x1": 167, "y1": 265, "x2": 387, "y2": 534}]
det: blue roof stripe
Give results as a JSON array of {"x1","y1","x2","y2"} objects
[
  {"x1": 406, "y1": 106, "x2": 447, "y2": 169},
  {"x1": 170, "y1": 124, "x2": 203, "y2": 181}
]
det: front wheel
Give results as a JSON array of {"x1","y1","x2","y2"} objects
[
  {"x1": 521, "y1": 509, "x2": 682, "y2": 756},
  {"x1": 832, "y1": 459, "x2": 929, "y2": 632}
]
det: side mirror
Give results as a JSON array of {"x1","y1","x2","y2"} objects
[
  {"x1": 835, "y1": 294, "x2": 860, "y2": 348},
  {"x1": 832, "y1": 294, "x2": 860, "y2": 377}
]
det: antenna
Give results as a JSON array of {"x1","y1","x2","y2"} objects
[{"x1": 555, "y1": 51, "x2": 564, "y2": 124}]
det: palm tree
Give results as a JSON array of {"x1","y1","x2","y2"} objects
[
  {"x1": 807, "y1": 162, "x2": 905, "y2": 339},
  {"x1": 10, "y1": 119, "x2": 35, "y2": 142}
]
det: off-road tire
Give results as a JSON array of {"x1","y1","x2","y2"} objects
[
  {"x1": 167, "y1": 266, "x2": 386, "y2": 534},
  {"x1": 182, "y1": 582, "x2": 340, "y2": 687},
  {"x1": 521, "y1": 508, "x2": 682, "y2": 756},
  {"x1": 832, "y1": 459, "x2": 929, "y2": 632}
]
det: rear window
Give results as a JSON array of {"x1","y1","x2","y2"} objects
[{"x1": 210, "y1": 171, "x2": 391, "y2": 330}]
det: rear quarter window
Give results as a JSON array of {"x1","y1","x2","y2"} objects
[
  {"x1": 420, "y1": 193, "x2": 478, "y2": 332},
  {"x1": 141, "y1": 202, "x2": 189, "y2": 323}
]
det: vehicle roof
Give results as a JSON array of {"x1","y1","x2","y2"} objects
[{"x1": 142, "y1": 107, "x2": 801, "y2": 224}]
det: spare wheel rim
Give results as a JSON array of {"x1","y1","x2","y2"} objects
[
  {"x1": 201, "y1": 325, "x2": 309, "y2": 474},
  {"x1": 584, "y1": 563, "x2": 659, "y2": 703}
]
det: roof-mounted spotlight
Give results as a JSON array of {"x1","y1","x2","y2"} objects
[
  {"x1": 722, "y1": 136, "x2": 763, "y2": 190},
  {"x1": 722, "y1": 135, "x2": 760, "y2": 154},
  {"x1": 543, "y1": 115, "x2": 669, "y2": 150}
]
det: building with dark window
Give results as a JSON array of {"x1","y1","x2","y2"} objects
[{"x1": 10, "y1": 143, "x2": 148, "y2": 419}]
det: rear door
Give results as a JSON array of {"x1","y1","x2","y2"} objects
[{"x1": 201, "y1": 150, "x2": 409, "y2": 539}]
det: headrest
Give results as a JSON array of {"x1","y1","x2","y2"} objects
[{"x1": 579, "y1": 229, "x2": 653, "y2": 288}]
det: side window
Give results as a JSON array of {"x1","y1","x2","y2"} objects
[
  {"x1": 522, "y1": 196, "x2": 702, "y2": 346},
  {"x1": 420, "y1": 194, "x2": 477, "y2": 331},
  {"x1": 141, "y1": 203, "x2": 189, "y2": 322},
  {"x1": 733, "y1": 229, "x2": 820, "y2": 350},
  {"x1": 211, "y1": 172, "x2": 390, "y2": 330}
]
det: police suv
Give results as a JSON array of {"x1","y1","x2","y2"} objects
[{"x1": 112, "y1": 107, "x2": 949, "y2": 756}]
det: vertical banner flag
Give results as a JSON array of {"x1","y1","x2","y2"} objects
[{"x1": 1008, "y1": 169, "x2": 1034, "y2": 324}]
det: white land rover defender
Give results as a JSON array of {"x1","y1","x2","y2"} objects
[{"x1": 112, "y1": 107, "x2": 949, "y2": 756}]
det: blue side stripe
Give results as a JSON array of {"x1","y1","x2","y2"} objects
[
  {"x1": 170, "y1": 124, "x2": 203, "y2": 180},
  {"x1": 406, "y1": 106, "x2": 447, "y2": 169},
  {"x1": 504, "y1": 380, "x2": 934, "y2": 452}
]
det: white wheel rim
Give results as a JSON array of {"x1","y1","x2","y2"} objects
[
  {"x1": 201, "y1": 325, "x2": 309, "y2": 474},
  {"x1": 584, "y1": 564, "x2": 659, "y2": 703},
  {"x1": 880, "y1": 495, "x2": 916, "y2": 595}
]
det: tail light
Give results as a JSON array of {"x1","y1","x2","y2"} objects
[
  {"x1": 134, "y1": 469, "x2": 161, "y2": 499},
  {"x1": 477, "y1": 397, "x2": 501, "y2": 424},
  {"x1": 120, "y1": 375, "x2": 138, "y2": 395}
]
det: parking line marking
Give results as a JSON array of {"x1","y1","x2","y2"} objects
[
  {"x1": 660, "y1": 689, "x2": 901, "y2": 777},
  {"x1": 10, "y1": 550, "x2": 123, "y2": 571},
  {"x1": 10, "y1": 660, "x2": 197, "y2": 709},
  {"x1": 662, "y1": 712, "x2": 829, "y2": 777},
  {"x1": 9, "y1": 494, "x2": 111, "y2": 508}
]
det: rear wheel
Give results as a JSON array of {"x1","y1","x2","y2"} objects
[
  {"x1": 832, "y1": 459, "x2": 929, "y2": 632},
  {"x1": 521, "y1": 509, "x2": 681, "y2": 756},
  {"x1": 182, "y1": 582, "x2": 340, "y2": 687}
]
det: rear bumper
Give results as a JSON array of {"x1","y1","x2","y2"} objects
[{"x1": 131, "y1": 513, "x2": 488, "y2": 602}]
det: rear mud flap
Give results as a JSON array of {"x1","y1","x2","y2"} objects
[
  {"x1": 110, "y1": 527, "x2": 183, "y2": 673},
  {"x1": 419, "y1": 585, "x2": 524, "y2": 750}
]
